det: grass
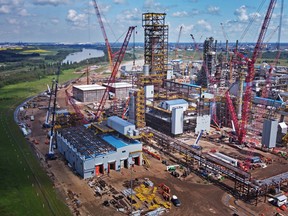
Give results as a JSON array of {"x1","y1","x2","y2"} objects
[
  {"x1": 22, "y1": 49, "x2": 50, "y2": 54},
  {"x1": 0, "y1": 67, "x2": 81, "y2": 216}
]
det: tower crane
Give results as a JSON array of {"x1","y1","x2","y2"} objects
[
  {"x1": 226, "y1": 0, "x2": 277, "y2": 144},
  {"x1": 94, "y1": 26, "x2": 136, "y2": 121}
]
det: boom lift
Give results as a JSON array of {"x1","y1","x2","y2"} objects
[{"x1": 191, "y1": 130, "x2": 204, "y2": 150}]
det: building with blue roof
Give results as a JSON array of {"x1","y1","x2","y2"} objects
[
  {"x1": 160, "y1": 99, "x2": 189, "y2": 111},
  {"x1": 57, "y1": 126, "x2": 142, "y2": 179}
]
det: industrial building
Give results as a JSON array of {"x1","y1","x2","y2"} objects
[
  {"x1": 56, "y1": 126, "x2": 142, "y2": 179},
  {"x1": 102, "y1": 82, "x2": 133, "y2": 100},
  {"x1": 72, "y1": 82, "x2": 133, "y2": 103},
  {"x1": 44, "y1": 5, "x2": 288, "y2": 213},
  {"x1": 72, "y1": 84, "x2": 106, "y2": 102}
]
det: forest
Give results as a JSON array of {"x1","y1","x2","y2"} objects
[{"x1": 0, "y1": 44, "x2": 134, "y2": 88}]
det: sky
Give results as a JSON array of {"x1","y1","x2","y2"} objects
[{"x1": 0, "y1": 0, "x2": 287, "y2": 44}]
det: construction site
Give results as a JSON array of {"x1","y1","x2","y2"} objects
[{"x1": 15, "y1": 0, "x2": 288, "y2": 215}]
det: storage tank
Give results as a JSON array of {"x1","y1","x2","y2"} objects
[
  {"x1": 262, "y1": 119, "x2": 278, "y2": 148},
  {"x1": 171, "y1": 107, "x2": 184, "y2": 135},
  {"x1": 128, "y1": 89, "x2": 137, "y2": 124},
  {"x1": 143, "y1": 64, "x2": 150, "y2": 76}
]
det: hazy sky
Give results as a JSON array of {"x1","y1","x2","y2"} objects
[{"x1": 0, "y1": 0, "x2": 287, "y2": 44}]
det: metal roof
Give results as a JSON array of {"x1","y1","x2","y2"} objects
[
  {"x1": 280, "y1": 92, "x2": 288, "y2": 98},
  {"x1": 254, "y1": 96, "x2": 283, "y2": 107},
  {"x1": 165, "y1": 99, "x2": 188, "y2": 106},
  {"x1": 108, "y1": 116, "x2": 134, "y2": 127},
  {"x1": 73, "y1": 84, "x2": 106, "y2": 91},
  {"x1": 58, "y1": 126, "x2": 116, "y2": 159},
  {"x1": 101, "y1": 135, "x2": 127, "y2": 148},
  {"x1": 103, "y1": 82, "x2": 132, "y2": 88}
]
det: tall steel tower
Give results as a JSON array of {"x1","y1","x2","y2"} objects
[{"x1": 142, "y1": 13, "x2": 168, "y2": 81}]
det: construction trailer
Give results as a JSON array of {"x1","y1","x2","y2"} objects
[{"x1": 57, "y1": 126, "x2": 142, "y2": 179}]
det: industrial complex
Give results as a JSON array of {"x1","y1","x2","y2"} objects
[{"x1": 15, "y1": 0, "x2": 288, "y2": 215}]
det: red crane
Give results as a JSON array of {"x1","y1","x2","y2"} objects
[
  {"x1": 227, "y1": 0, "x2": 277, "y2": 144},
  {"x1": 94, "y1": 26, "x2": 136, "y2": 121},
  {"x1": 92, "y1": 0, "x2": 113, "y2": 70},
  {"x1": 262, "y1": 0, "x2": 283, "y2": 98},
  {"x1": 174, "y1": 26, "x2": 183, "y2": 59},
  {"x1": 190, "y1": 34, "x2": 200, "y2": 61},
  {"x1": 65, "y1": 89, "x2": 86, "y2": 122}
]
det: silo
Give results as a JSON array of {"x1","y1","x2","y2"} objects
[
  {"x1": 128, "y1": 89, "x2": 137, "y2": 124},
  {"x1": 262, "y1": 119, "x2": 278, "y2": 148},
  {"x1": 143, "y1": 64, "x2": 150, "y2": 76}
]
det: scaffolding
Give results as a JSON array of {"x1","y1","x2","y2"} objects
[
  {"x1": 142, "y1": 13, "x2": 168, "y2": 81},
  {"x1": 135, "y1": 88, "x2": 146, "y2": 128}
]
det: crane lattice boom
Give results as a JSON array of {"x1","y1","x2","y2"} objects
[
  {"x1": 92, "y1": 0, "x2": 113, "y2": 70},
  {"x1": 226, "y1": 0, "x2": 276, "y2": 144},
  {"x1": 95, "y1": 26, "x2": 136, "y2": 121}
]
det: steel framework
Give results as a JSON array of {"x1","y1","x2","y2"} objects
[{"x1": 142, "y1": 13, "x2": 168, "y2": 81}]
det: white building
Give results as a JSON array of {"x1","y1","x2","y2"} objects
[{"x1": 57, "y1": 126, "x2": 142, "y2": 179}]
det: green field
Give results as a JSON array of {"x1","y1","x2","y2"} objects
[{"x1": 0, "y1": 69, "x2": 81, "y2": 216}]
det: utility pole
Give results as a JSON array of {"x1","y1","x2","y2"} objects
[{"x1": 130, "y1": 160, "x2": 135, "y2": 215}]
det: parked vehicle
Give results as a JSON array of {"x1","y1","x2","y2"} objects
[{"x1": 171, "y1": 195, "x2": 181, "y2": 207}]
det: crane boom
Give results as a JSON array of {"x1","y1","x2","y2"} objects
[
  {"x1": 92, "y1": 0, "x2": 113, "y2": 70},
  {"x1": 262, "y1": 0, "x2": 283, "y2": 98},
  {"x1": 174, "y1": 26, "x2": 183, "y2": 59},
  {"x1": 43, "y1": 79, "x2": 55, "y2": 127},
  {"x1": 236, "y1": 0, "x2": 277, "y2": 144},
  {"x1": 47, "y1": 67, "x2": 60, "y2": 159},
  {"x1": 95, "y1": 26, "x2": 136, "y2": 120}
]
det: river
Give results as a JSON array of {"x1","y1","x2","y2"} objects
[{"x1": 62, "y1": 48, "x2": 104, "y2": 64}]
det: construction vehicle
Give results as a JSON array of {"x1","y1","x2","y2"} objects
[
  {"x1": 191, "y1": 129, "x2": 204, "y2": 150},
  {"x1": 46, "y1": 67, "x2": 60, "y2": 160},
  {"x1": 43, "y1": 79, "x2": 55, "y2": 128},
  {"x1": 171, "y1": 195, "x2": 181, "y2": 207},
  {"x1": 268, "y1": 194, "x2": 287, "y2": 207},
  {"x1": 226, "y1": 0, "x2": 277, "y2": 145},
  {"x1": 166, "y1": 165, "x2": 179, "y2": 172}
]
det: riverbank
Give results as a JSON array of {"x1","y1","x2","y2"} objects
[{"x1": 62, "y1": 48, "x2": 104, "y2": 64}]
